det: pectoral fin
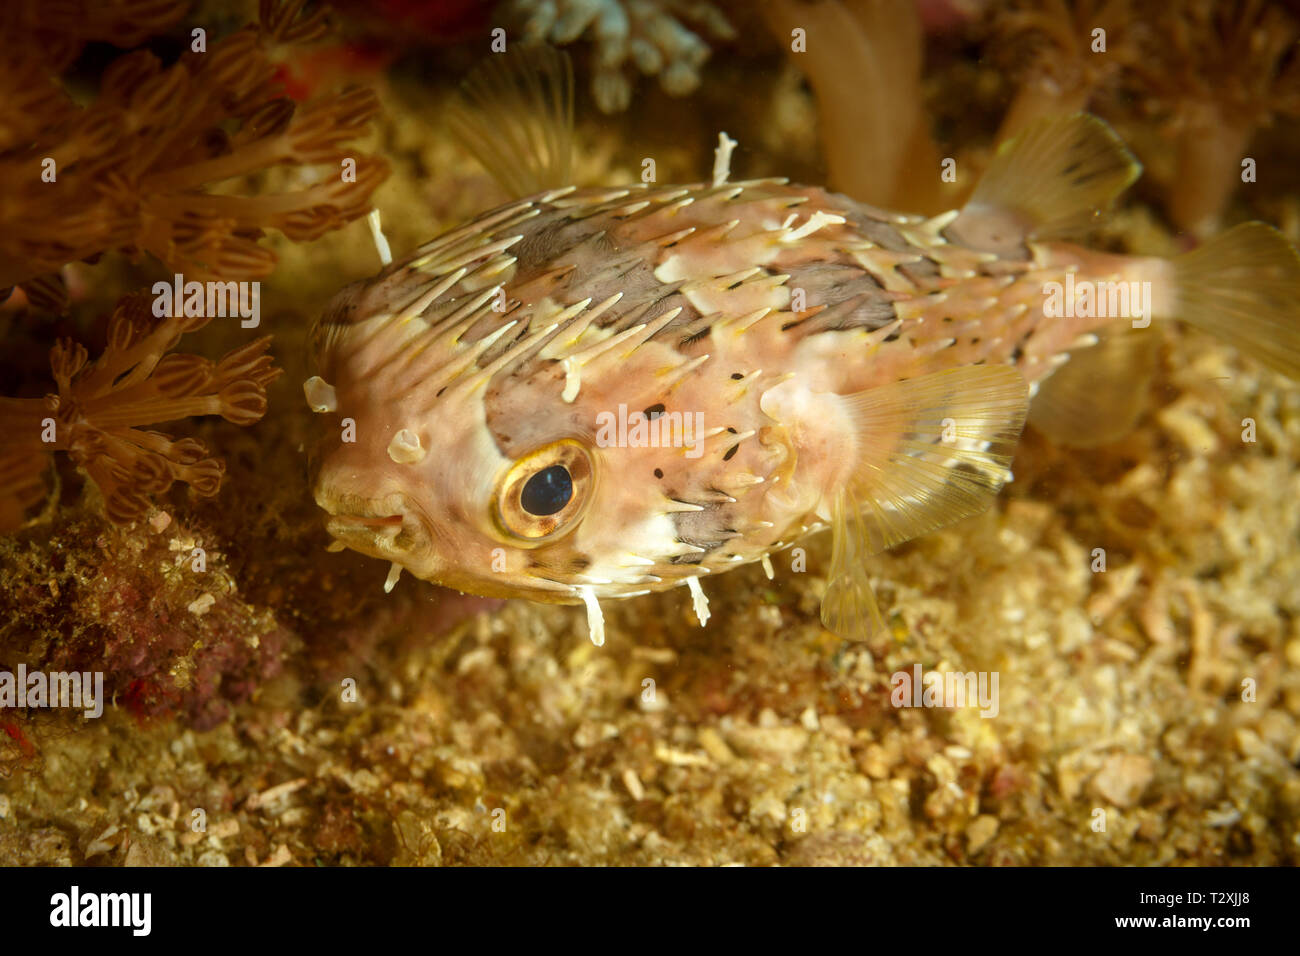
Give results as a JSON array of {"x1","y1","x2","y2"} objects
[
  {"x1": 821, "y1": 486, "x2": 886, "y2": 641},
  {"x1": 821, "y1": 365, "x2": 1029, "y2": 641}
]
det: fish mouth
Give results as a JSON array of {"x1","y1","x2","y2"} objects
[
  {"x1": 329, "y1": 513, "x2": 404, "y2": 531},
  {"x1": 316, "y1": 490, "x2": 430, "y2": 559}
]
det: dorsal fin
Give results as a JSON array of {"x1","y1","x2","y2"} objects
[
  {"x1": 946, "y1": 113, "x2": 1141, "y2": 254},
  {"x1": 447, "y1": 45, "x2": 575, "y2": 199}
]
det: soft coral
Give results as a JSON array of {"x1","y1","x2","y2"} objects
[
  {"x1": 0, "y1": 0, "x2": 388, "y2": 309},
  {"x1": 0, "y1": 292, "x2": 281, "y2": 528}
]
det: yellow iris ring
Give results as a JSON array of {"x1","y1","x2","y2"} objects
[{"x1": 495, "y1": 439, "x2": 594, "y2": 543}]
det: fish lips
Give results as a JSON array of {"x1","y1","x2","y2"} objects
[{"x1": 317, "y1": 490, "x2": 431, "y2": 563}]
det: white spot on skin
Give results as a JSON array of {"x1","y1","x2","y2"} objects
[
  {"x1": 578, "y1": 585, "x2": 605, "y2": 646},
  {"x1": 383, "y1": 562, "x2": 403, "y2": 593},
  {"x1": 387, "y1": 428, "x2": 425, "y2": 464},
  {"x1": 686, "y1": 576, "x2": 710, "y2": 627},
  {"x1": 303, "y1": 376, "x2": 337, "y2": 413}
]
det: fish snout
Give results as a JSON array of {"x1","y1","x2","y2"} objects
[{"x1": 315, "y1": 486, "x2": 431, "y2": 562}]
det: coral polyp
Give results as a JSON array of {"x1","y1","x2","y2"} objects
[
  {"x1": 0, "y1": 0, "x2": 389, "y2": 309},
  {"x1": 0, "y1": 293, "x2": 281, "y2": 529}
]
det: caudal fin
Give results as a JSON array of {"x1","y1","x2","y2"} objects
[{"x1": 1173, "y1": 222, "x2": 1300, "y2": 379}]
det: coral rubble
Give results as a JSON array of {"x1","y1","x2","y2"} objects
[{"x1": 502, "y1": 0, "x2": 736, "y2": 112}]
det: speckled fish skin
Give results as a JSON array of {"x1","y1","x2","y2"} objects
[{"x1": 308, "y1": 174, "x2": 1153, "y2": 602}]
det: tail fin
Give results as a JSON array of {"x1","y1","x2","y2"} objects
[{"x1": 1173, "y1": 223, "x2": 1300, "y2": 379}]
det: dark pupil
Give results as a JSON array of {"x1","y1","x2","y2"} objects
[{"x1": 520, "y1": 465, "x2": 573, "y2": 517}]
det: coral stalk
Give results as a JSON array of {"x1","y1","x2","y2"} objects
[{"x1": 762, "y1": 0, "x2": 948, "y2": 215}]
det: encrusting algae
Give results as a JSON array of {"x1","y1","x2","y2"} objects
[{"x1": 1, "y1": 0, "x2": 1299, "y2": 869}]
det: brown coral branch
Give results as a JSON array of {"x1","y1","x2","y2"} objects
[
  {"x1": 761, "y1": 0, "x2": 950, "y2": 215},
  {"x1": 990, "y1": 0, "x2": 1141, "y2": 144},
  {"x1": 0, "y1": 0, "x2": 189, "y2": 72}
]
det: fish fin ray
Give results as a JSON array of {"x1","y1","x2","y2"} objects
[
  {"x1": 948, "y1": 113, "x2": 1140, "y2": 252},
  {"x1": 1173, "y1": 222, "x2": 1300, "y2": 379},
  {"x1": 842, "y1": 365, "x2": 1029, "y2": 552},
  {"x1": 447, "y1": 45, "x2": 574, "y2": 199},
  {"x1": 1028, "y1": 328, "x2": 1159, "y2": 446},
  {"x1": 821, "y1": 487, "x2": 886, "y2": 641}
]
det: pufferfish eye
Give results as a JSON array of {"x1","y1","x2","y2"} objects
[
  {"x1": 521, "y1": 465, "x2": 572, "y2": 516},
  {"x1": 497, "y1": 440, "x2": 594, "y2": 542}
]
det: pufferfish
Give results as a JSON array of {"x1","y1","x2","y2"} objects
[{"x1": 306, "y1": 47, "x2": 1300, "y2": 646}]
